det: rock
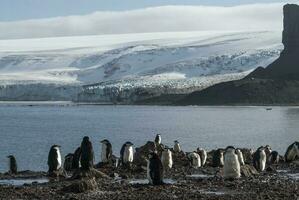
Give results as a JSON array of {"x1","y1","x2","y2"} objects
[
  {"x1": 71, "y1": 168, "x2": 110, "y2": 180},
  {"x1": 47, "y1": 168, "x2": 67, "y2": 178},
  {"x1": 241, "y1": 165, "x2": 258, "y2": 177},
  {"x1": 176, "y1": 4, "x2": 299, "y2": 105},
  {"x1": 63, "y1": 178, "x2": 98, "y2": 193},
  {"x1": 282, "y1": 4, "x2": 299, "y2": 52},
  {"x1": 133, "y1": 141, "x2": 156, "y2": 166}
]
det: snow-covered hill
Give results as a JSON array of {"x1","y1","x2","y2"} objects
[{"x1": 0, "y1": 31, "x2": 282, "y2": 102}]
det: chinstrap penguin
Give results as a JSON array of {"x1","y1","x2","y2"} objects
[
  {"x1": 64, "y1": 153, "x2": 74, "y2": 171},
  {"x1": 80, "y1": 136, "x2": 94, "y2": 170},
  {"x1": 120, "y1": 141, "x2": 134, "y2": 165},
  {"x1": 100, "y1": 139, "x2": 112, "y2": 163},
  {"x1": 187, "y1": 152, "x2": 201, "y2": 169},
  {"x1": 147, "y1": 152, "x2": 164, "y2": 185},
  {"x1": 284, "y1": 141, "x2": 299, "y2": 162},
  {"x1": 7, "y1": 155, "x2": 17, "y2": 174},
  {"x1": 197, "y1": 148, "x2": 207, "y2": 166},
  {"x1": 155, "y1": 134, "x2": 162, "y2": 146},
  {"x1": 173, "y1": 140, "x2": 182, "y2": 153},
  {"x1": 223, "y1": 146, "x2": 241, "y2": 180},
  {"x1": 236, "y1": 148, "x2": 245, "y2": 166},
  {"x1": 47, "y1": 145, "x2": 62, "y2": 173},
  {"x1": 213, "y1": 149, "x2": 224, "y2": 167},
  {"x1": 253, "y1": 146, "x2": 267, "y2": 171},
  {"x1": 161, "y1": 148, "x2": 173, "y2": 170},
  {"x1": 268, "y1": 151, "x2": 280, "y2": 165},
  {"x1": 72, "y1": 147, "x2": 81, "y2": 170}
]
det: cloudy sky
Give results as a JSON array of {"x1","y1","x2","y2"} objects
[{"x1": 0, "y1": 0, "x2": 297, "y2": 39}]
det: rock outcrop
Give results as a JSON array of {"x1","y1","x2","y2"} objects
[
  {"x1": 177, "y1": 4, "x2": 299, "y2": 105},
  {"x1": 248, "y1": 4, "x2": 299, "y2": 80}
]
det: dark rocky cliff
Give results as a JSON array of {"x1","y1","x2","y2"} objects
[
  {"x1": 248, "y1": 4, "x2": 299, "y2": 80},
  {"x1": 177, "y1": 4, "x2": 299, "y2": 105}
]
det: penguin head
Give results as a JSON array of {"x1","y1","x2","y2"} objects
[
  {"x1": 52, "y1": 144, "x2": 61, "y2": 149},
  {"x1": 7, "y1": 155, "x2": 14, "y2": 159},
  {"x1": 101, "y1": 139, "x2": 110, "y2": 144},
  {"x1": 174, "y1": 140, "x2": 179, "y2": 144},
  {"x1": 125, "y1": 141, "x2": 134, "y2": 147},
  {"x1": 225, "y1": 146, "x2": 236, "y2": 154},
  {"x1": 83, "y1": 136, "x2": 90, "y2": 142},
  {"x1": 264, "y1": 145, "x2": 272, "y2": 153}
]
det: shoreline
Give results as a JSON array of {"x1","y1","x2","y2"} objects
[{"x1": 0, "y1": 161, "x2": 298, "y2": 200}]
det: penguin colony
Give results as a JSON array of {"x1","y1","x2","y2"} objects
[{"x1": 6, "y1": 135, "x2": 299, "y2": 186}]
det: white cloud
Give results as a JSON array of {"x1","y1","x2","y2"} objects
[{"x1": 0, "y1": 3, "x2": 287, "y2": 39}]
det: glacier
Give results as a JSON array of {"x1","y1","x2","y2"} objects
[{"x1": 0, "y1": 31, "x2": 283, "y2": 103}]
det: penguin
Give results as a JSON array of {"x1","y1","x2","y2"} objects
[
  {"x1": 80, "y1": 136, "x2": 94, "y2": 170},
  {"x1": 161, "y1": 148, "x2": 173, "y2": 170},
  {"x1": 100, "y1": 139, "x2": 112, "y2": 163},
  {"x1": 155, "y1": 134, "x2": 162, "y2": 146},
  {"x1": 47, "y1": 145, "x2": 62, "y2": 173},
  {"x1": 253, "y1": 146, "x2": 267, "y2": 172},
  {"x1": 223, "y1": 146, "x2": 241, "y2": 179},
  {"x1": 147, "y1": 152, "x2": 164, "y2": 185},
  {"x1": 284, "y1": 141, "x2": 299, "y2": 162},
  {"x1": 7, "y1": 155, "x2": 17, "y2": 174},
  {"x1": 197, "y1": 148, "x2": 207, "y2": 166},
  {"x1": 64, "y1": 153, "x2": 74, "y2": 171},
  {"x1": 187, "y1": 152, "x2": 201, "y2": 169},
  {"x1": 120, "y1": 141, "x2": 134, "y2": 165},
  {"x1": 268, "y1": 151, "x2": 280, "y2": 165},
  {"x1": 236, "y1": 148, "x2": 245, "y2": 166},
  {"x1": 212, "y1": 149, "x2": 224, "y2": 167},
  {"x1": 173, "y1": 140, "x2": 182, "y2": 153},
  {"x1": 264, "y1": 145, "x2": 272, "y2": 158},
  {"x1": 72, "y1": 147, "x2": 81, "y2": 169}
]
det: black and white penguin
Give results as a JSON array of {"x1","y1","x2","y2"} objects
[
  {"x1": 253, "y1": 146, "x2": 267, "y2": 171},
  {"x1": 268, "y1": 151, "x2": 280, "y2": 165},
  {"x1": 47, "y1": 145, "x2": 62, "y2": 173},
  {"x1": 187, "y1": 152, "x2": 201, "y2": 168},
  {"x1": 7, "y1": 155, "x2": 17, "y2": 174},
  {"x1": 80, "y1": 136, "x2": 94, "y2": 170},
  {"x1": 72, "y1": 147, "x2": 81, "y2": 169},
  {"x1": 147, "y1": 152, "x2": 164, "y2": 185},
  {"x1": 223, "y1": 146, "x2": 241, "y2": 179},
  {"x1": 161, "y1": 148, "x2": 173, "y2": 170},
  {"x1": 100, "y1": 139, "x2": 112, "y2": 163},
  {"x1": 212, "y1": 149, "x2": 224, "y2": 167},
  {"x1": 197, "y1": 148, "x2": 207, "y2": 166},
  {"x1": 264, "y1": 145, "x2": 272, "y2": 158},
  {"x1": 236, "y1": 148, "x2": 245, "y2": 166},
  {"x1": 155, "y1": 134, "x2": 162, "y2": 146},
  {"x1": 284, "y1": 141, "x2": 299, "y2": 162},
  {"x1": 120, "y1": 141, "x2": 134, "y2": 165},
  {"x1": 173, "y1": 140, "x2": 182, "y2": 153},
  {"x1": 64, "y1": 153, "x2": 74, "y2": 171}
]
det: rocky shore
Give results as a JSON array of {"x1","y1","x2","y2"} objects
[{"x1": 1, "y1": 151, "x2": 298, "y2": 200}]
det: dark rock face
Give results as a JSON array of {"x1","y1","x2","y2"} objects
[
  {"x1": 282, "y1": 4, "x2": 299, "y2": 52},
  {"x1": 249, "y1": 4, "x2": 299, "y2": 80},
  {"x1": 177, "y1": 4, "x2": 299, "y2": 105}
]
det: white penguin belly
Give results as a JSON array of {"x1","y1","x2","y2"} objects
[
  {"x1": 124, "y1": 146, "x2": 133, "y2": 163},
  {"x1": 201, "y1": 151, "x2": 207, "y2": 166},
  {"x1": 237, "y1": 151, "x2": 245, "y2": 165},
  {"x1": 56, "y1": 149, "x2": 62, "y2": 170},
  {"x1": 101, "y1": 144, "x2": 107, "y2": 162},
  {"x1": 174, "y1": 144, "x2": 181, "y2": 152},
  {"x1": 161, "y1": 151, "x2": 173, "y2": 169},
  {"x1": 259, "y1": 151, "x2": 267, "y2": 171},
  {"x1": 224, "y1": 154, "x2": 241, "y2": 179}
]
